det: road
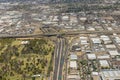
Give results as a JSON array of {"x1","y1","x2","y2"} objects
[
  {"x1": 1, "y1": 30, "x2": 120, "y2": 38},
  {"x1": 53, "y1": 38, "x2": 66, "y2": 80}
]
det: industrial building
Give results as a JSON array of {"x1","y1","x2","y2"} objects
[{"x1": 100, "y1": 70, "x2": 120, "y2": 80}]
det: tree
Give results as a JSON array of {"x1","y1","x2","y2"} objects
[{"x1": 80, "y1": 60, "x2": 88, "y2": 65}]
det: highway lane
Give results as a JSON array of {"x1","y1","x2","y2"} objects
[
  {"x1": 53, "y1": 38, "x2": 61, "y2": 80},
  {"x1": 58, "y1": 38, "x2": 67, "y2": 80},
  {"x1": 57, "y1": 38, "x2": 64, "y2": 80},
  {"x1": 57, "y1": 38, "x2": 66, "y2": 80},
  {"x1": 53, "y1": 38, "x2": 66, "y2": 80}
]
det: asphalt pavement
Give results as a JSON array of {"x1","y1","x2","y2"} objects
[{"x1": 53, "y1": 38, "x2": 66, "y2": 80}]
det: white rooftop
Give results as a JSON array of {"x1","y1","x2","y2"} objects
[
  {"x1": 62, "y1": 16, "x2": 69, "y2": 20},
  {"x1": 101, "y1": 35, "x2": 109, "y2": 37},
  {"x1": 115, "y1": 37, "x2": 120, "y2": 43},
  {"x1": 67, "y1": 74, "x2": 80, "y2": 79},
  {"x1": 87, "y1": 54, "x2": 96, "y2": 60},
  {"x1": 102, "y1": 37, "x2": 110, "y2": 41},
  {"x1": 106, "y1": 44, "x2": 116, "y2": 49},
  {"x1": 108, "y1": 50, "x2": 120, "y2": 56},
  {"x1": 91, "y1": 38, "x2": 101, "y2": 44},
  {"x1": 92, "y1": 72, "x2": 99, "y2": 76},
  {"x1": 99, "y1": 60, "x2": 109, "y2": 67},
  {"x1": 70, "y1": 61, "x2": 77, "y2": 68},
  {"x1": 100, "y1": 70, "x2": 120, "y2": 80},
  {"x1": 79, "y1": 17, "x2": 87, "y2": 21},
  {"x1": 21, "y1": 41, "x2": 29, "y2": 44},
  {"x1": 80, "y1": 40, "x2": 88, "y2": 45},
  {"x1": 79, "y1": 36, "x2": 88, "y2": 40},
  {"x1": 70, "y1": 54, "x2": 77, "y2": 60},
  {"x1": 97, "y1": 54, "x2": 110, "y2": 59}
]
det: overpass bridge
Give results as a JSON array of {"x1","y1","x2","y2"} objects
[{"x1": 0, "y1": 30, "x2": 120, "y2": 38}]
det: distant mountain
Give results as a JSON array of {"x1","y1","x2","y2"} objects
[
  {"x1": 50, "y1": 0, "x2": 103, "y2": 3},
  {"x1": 0, "y1": 0, "x2": 102, "y2": 3},
  {"x1": 0, "y1": 0, "x2": 46, "y2": 3},
  {"x1": 0, "y1": 0, "x2": 26, "y2": 2}
]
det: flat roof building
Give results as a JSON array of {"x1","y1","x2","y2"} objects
[
  {"x1": 97, "y1": 54, "x2": 110, "y2": 59},
  {"x1": 100, "y1": 70, "x2": 120, "y2": 80},
  {"x1": 70, "y1": 54, "x2": 77, "y2": 60},
  {"x1": 80, "y1": 40, "x2": 88, "y2": 45},
  {"x1": 92, "y1": 72, "x2": 100, "y2": 80},
  {"x1": 91, "y1": 38, "x2": 101, "y2": 44},
  {"x1": 114, "y1": 37, "x2": 120, "y2": 43},
  {"x1": 79, "y1": 36, "x2": 88, "y2": 40},
  {"x1": 108, "y1": 50, "x2": 120, "y2": 57},
  {"x1": 100, "y1": 35, "x2": 112, "y2": 44},
  {"x1": 70, "y1": 61, "x2": 77, "y2": 69},
  {"x1": 67, "y1": 75, "x2": 80, "y2": 80},
  {"x1": 79, "y1": 17, "x2": 87, "y2": 21},
  {"x1": 106, "y1": 44, "x2": 116, "y2": 49},
  {"x1": 87, "y1": 54, "x2": 97, "y2": 60},
  {"x1": 99, "y1": 60, "x2": 110, "y2": 68}
]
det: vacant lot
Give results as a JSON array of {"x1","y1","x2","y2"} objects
[{"x1": 0, "y1": 38, "x2": 54, "y2": 80}]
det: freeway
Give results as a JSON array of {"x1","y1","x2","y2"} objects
[
  {"x1": 53, "y1": 38, "x2": 66, "y2": 80},
  {"x1": 0, "y1": 30, "x2": 120, "y2": 38}
]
